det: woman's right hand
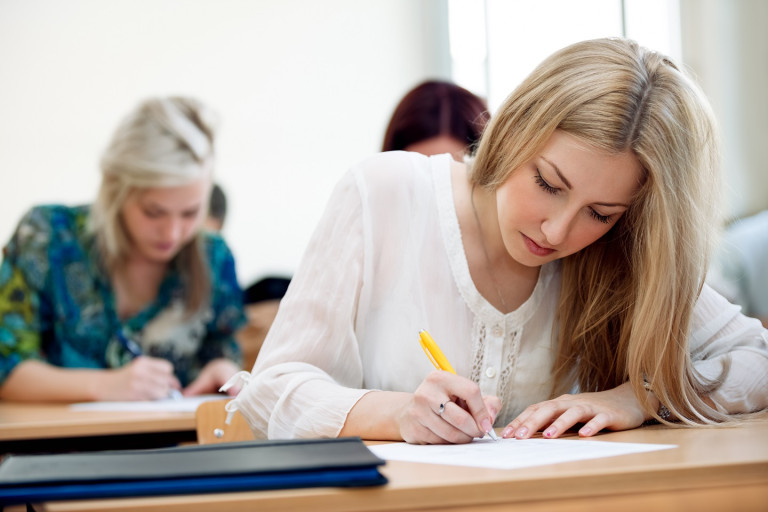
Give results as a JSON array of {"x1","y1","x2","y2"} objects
[
  {"x1": 397, "y1": 371, "x2": 500, "y2": 444},
  {"x1": 102, "y1": 356, "x2": 182, "y2": 401}
]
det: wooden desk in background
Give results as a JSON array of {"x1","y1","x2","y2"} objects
[
  {"x1": 12, "y1": 417, "x2": 768, "y2": 512},
  {"x1": 0, "y1": 402, "x2": 197, "y2": 453}
]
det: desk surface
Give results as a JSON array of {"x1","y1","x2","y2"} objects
[
  {"x1": 0, "y1": 402, "x2": 196, "y2": 441},
  {"x1": 15, "y1": 417, "x2": 768, "y2": 512},
  {"x1": 0, "y1": 401, "x2": 199, "y2": 454}
]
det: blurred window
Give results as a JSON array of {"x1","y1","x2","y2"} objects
[{"x1": 449, "y1": 0, "x2": 681, "y2": 111}]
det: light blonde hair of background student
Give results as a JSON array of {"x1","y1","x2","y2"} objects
[
  {"x1": 472, "y1": 38, "x2": 724, "y2": 426},
  {"x1": 89, "y1": 97, "x2": 217, "y2": 314}
]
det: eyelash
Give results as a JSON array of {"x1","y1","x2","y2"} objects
[
  {"x1": 142, "y1": 210, "x2": 199, "y2": 219},
  {"x1": 589, "y1": 210, "x2": 611, "y2": 224},
  {"x1": 534, "y1": 171, "x2": 611, "y2": 224},
  {"x1": 534, "y1": 173, "x2": 558, "y2": 195}
]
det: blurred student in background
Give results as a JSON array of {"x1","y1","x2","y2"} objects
[
  {"x1": 382, "y1": 80, "x2": 490, "y2": 161},
  {"x1": 0, "y1": 96, "x2": 246, "y2": 402},
  {"x1": 708, "y1": 209, "x2": 768, "y2": 327},
  {"x1": 204, "y1": 183, "x2": 228, "y2": 233},
  {"x1": 238, "y1": 276, "x2": 292, "y2": 371}
]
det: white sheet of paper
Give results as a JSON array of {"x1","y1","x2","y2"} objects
[
  {"x1": 69, "y1": 394, "x2": 229, "y2": 413},
  {"x1": 368, "y1": 437, "x2": 676, "y2": 470}
]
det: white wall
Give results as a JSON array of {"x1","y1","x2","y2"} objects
[{"x1": 0, "y1": 0, "x2": 450, "y2": 286}]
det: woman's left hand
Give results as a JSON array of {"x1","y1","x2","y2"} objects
[
  {"x1": 182, "y1": 358, "x2": 242, "y2": 396},
  {"x1": 502, "y1": 381, "x2": 647, "y2": 439}
]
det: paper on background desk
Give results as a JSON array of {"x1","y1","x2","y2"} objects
[
  {"x1": 69, "y1": 394, "x2": 229, "y2": 412},
  {"x1": 368, "y1": 437, "x2": 676, "y2": 470}
]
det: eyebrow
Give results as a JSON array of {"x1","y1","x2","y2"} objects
[
  {"x1": 540, "y1": 156, "x2": 631, "y2": 208},
  {"x1": 141, "y1": 202, "x2": 202, "y2": 213}
]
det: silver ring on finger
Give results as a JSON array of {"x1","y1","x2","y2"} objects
[{"x1": 437, "y1": 402, "x2": 448, "y2": 415}]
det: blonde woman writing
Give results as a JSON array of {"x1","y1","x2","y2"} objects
[
  {"x1": 231, "y1": 39, "x2": 768, "y2": 443},
  {"x1": 0, "y1": 97, "x2": 246, "y2": 402}
]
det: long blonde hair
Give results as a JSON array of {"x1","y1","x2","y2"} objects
[
  {"x1": 472, "y1": 38, "x2": 726, "y2": 424},
  {"x1": 89, "y1": 96, "x2": 218, "y2": 314}
]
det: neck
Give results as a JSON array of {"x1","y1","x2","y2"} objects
[
  {"x1": 470, "y1": 185, "x2": 502, "y2": 262},
  {"x1": 465, "y1": 180, "x2": 540, "y2": 313},
  {"x1": 471, "y1": 184, "x2": 529, "y2": 274}
]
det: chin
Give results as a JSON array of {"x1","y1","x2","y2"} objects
[
  {"x1": 521, "y1": 256, "x2": 551, "y2": 268},
  {"x1": 143, "y1": 247, "x2": 180, "y2": 263},
  {"x1": 509, "y1": 247, "x2": 548, "y2": 268}
]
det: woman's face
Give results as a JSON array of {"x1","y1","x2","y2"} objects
[
  {"x1": 121, "y1": 179, "x2": 209, "y2": 263},
  {"x1": 496, "y1": 130, "x2": 642, "y2": 267}
]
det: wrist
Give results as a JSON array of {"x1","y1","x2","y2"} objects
[
  {"x1": 642, "y1": 379, "x2": 672, "y2": 423},
  {"x1": 87, "y1": 368, "x2": 112, "y2": 401}
]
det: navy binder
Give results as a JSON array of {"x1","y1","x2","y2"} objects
[{"x1": 0, "y1": 437, "x2": 387, "y2": 505}]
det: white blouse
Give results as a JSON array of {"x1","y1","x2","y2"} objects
[{"x1": 233, "y1": 151, "x2": 768, "y2": 439}]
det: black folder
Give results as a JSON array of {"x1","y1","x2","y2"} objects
[{"x1": 0, "y1": 437, "x2": 387, "y2": 505}]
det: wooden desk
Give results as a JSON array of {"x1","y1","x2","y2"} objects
[
  {"x1": 14, "y1": 418, "x2": 768, "y2": 512},
  {"x1": 0, "y1": 402, "x2": 197, "y2": 453}
]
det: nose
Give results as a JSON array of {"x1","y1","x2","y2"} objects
[
  {"x1": 540, "y1": 210, "x2": 575, "y2": 246},
  {"x1": 159, "y1": 217, "x2": 183, "y2": 243}
]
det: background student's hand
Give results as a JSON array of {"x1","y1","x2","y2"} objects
[
  {"x1": 105, "y1": 356, "x2": 182, "y2": 401},
  {"x1": 398, "y1": 370, "x2": 500, "y2": 444},
  {"x1": 502, "y1": 381, "x2": 646, "y2": 439},
  {"x1": 183, "y1": 358, "x2": 242, "y2": 396}
]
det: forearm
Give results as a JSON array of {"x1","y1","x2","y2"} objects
[
  {"x1": 339, "y1": 390, "x2": 412, "y2": 441},
  {"x1": 0, "y1": 360, "x2": 106, "y2": 402}
]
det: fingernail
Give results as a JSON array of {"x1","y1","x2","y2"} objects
[
  {"x1": 543, "y1": 427, "x2": 555, "y2": 438},
  {"x1": 515, "y1": 427, "x2": 528, "y2": 438},
  {"x1": 501, "y1": 427, "x2": 513, "y2": 438},
  {"x1": 580, "y1": 426, "x2": 592, "y2": 436},
  {"x1": 482, "y1": 419, "x2": 493, "y2": 433}
]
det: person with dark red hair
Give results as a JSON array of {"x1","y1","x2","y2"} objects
[{"x1": 382, "y1": 80, "x2": 490, "y2": 161}]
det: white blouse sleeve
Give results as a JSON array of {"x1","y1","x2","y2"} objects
[
  {"x1": 233, "y1": 169, "x2": 371, "y2": 439},
  {"x1": 690, "y1": 284, "x2": 768, "y2": 414}
]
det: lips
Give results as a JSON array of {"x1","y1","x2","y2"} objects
[
  {"x1": 153, "y1": 243, "x2": 176, "y2": 253},
  {"x1": 522, "y1": 234, "x2": 555, "y2": 257}
]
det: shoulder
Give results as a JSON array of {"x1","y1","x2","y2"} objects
[
  {"x1": 10, "y1": 204, "x2": 90, "y2": 250},
  {"x1": 198, "y1": 232, "x2": 243, "y2": 312},
  {"x1": 351, "y1": 150, "x2": 434, "y2": 184},
  {"x1": 19, "y1": 204, "x2": 86, "y2": 228},
  {"x1": 3, "y1": 205, "x2": 91, "y2": 289},
  {"x1": 200, "y1": 231, "x2": 235, "y2": 262},
  {"x1": 199, "y1": 231, "x2": 241, "y2": 283},
  {"x1": 349, "y1": 151, "x2": 448, "y2": 204}
]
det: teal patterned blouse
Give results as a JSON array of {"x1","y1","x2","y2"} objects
[{"x1": 0, "y1": 205, "x2": 246, "y2": 387}]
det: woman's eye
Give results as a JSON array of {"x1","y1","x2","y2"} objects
[
  {"x1": 589, "y1": 209, "x2": 611, "y2": 224},
  {"x1": 534, "y1": 171, "x2": 558, "y2": 195}
]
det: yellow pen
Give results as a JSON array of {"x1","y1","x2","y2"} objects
[
  {"x1": 418, "y1": 329, "x2": 499, "y2": 441},
  {"x1": 419, "y1": 329, "x2": 456, "y2": 374}
]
